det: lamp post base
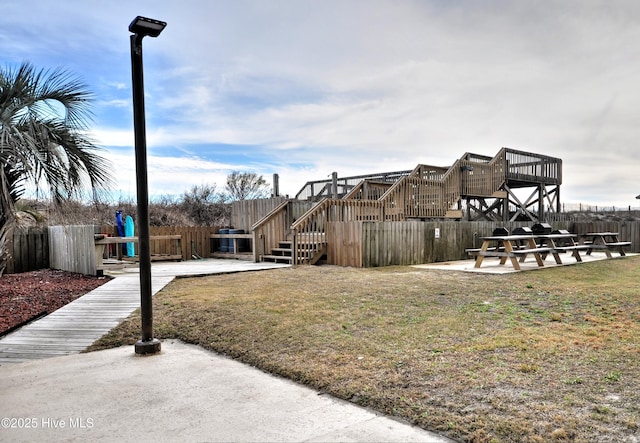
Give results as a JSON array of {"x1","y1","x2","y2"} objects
[{"x1": 134, "y1": 338, "x2": 162, "y2": 355}]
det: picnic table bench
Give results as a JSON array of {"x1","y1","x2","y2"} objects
[
  {"x1": 466, "y1": 234, "x2": 557, "y2": 270},
  {"x1": 534, "y1": 233, "x2": 593, "y2": 263},
  {"x1": 578, "y1": 232, "x2": 631, "y2": 258}
]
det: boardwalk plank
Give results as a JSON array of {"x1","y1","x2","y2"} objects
[{"x1": 0, "y1": 259, "x2": 289, "y2": 365}]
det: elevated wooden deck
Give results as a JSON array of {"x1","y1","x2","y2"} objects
[
  {"x1": 295, "y1": 147, "x2": 561, "y2": 219},
  {"x1": 255, "y1": 148, "x2": 563, "y2": 265}
]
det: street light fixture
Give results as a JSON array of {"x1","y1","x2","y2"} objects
[
  {"x1": 129, "y1": 16, "x2": 166, "y2": 37},
  {"x1": 129, "y1": 15, "x2": 166, "y2": 355}
]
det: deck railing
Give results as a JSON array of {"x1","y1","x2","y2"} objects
[
  {"x1": 502, "y1": 148, "x2": 562, "y2": 185},
  {"x1": 295, "y1": 170, "x2": 411, "y2": 201},
  {"x1": 459, "y1": 154, "x2": 505, "y2": 198},
  {"x1": 343, "y1": 180, "x2": 393, "y2": 200},
  {"x1": 378, "y1": 164, "x2": 456, "y2": 219}
]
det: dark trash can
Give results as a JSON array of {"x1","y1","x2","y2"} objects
[
  {"x1": 513, "y1": 226, "x2": 533, "y2": 235},
  {"x1": 219, "y1": 228, "x2": 229, "y2": 252}
]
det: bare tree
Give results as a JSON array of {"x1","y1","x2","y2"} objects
[{"x1": 225, "y1": 171, "x2": 270, "y2": 201}]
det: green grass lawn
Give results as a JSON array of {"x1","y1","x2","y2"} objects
[{"x1": 88, "y1": 256, "x2": 640, "y2": 442}]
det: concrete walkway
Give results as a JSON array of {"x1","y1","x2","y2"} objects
[
  {"x1": 412, "y1": 251, "x2": 634, "y2": 274},
  {"x1": 0, "y1": 259, "x2": 289, "y2": 365},
  {"x1": 0, "y1": 340, "x2": 451, "y2": 442},
  {"x1": 0, "y1": 259, "x2": 452, "y2": 442}
]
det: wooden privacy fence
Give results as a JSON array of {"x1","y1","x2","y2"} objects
[
  {"x1": 47, "y1": 225, "x2": 221, "y2": 275},
  {"x1": 6, "y1": 220, "x2": 640, "y2": 274},
  {"x1": 49, "y1": 225, "x2": 97, "y2": 275},
  {"x1": 231, "y1": 197, "x2": 288, "y2": 232},
  {"x1": 6, "y1": 227, "x2": 49, "y2": 274},
  {"x1": 149, "y1": 226, "x2": 218, "y2": 260},
  {"x1": 326, "y1": 220, "x2": 640, "y2": 267}
]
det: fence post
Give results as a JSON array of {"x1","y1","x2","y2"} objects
[{"x1": 291, "y1": 230, "x2": 298, "y2": 265}]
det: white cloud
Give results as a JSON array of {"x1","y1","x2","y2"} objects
[{"x1": 3, "y1": 0, "x2": 640, "y2": 206}]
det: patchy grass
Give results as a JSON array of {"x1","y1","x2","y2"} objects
[{"x1": 88, "y1": 257, "x2": 640, "y2": 442}]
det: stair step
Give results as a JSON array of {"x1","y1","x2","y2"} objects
[
  {"x1": 267, "y1": 235, "x2": 328, "y2": 265},
  {"x1": 261, "y1": 255, "x2": 293, "y2": 263},
  {"x1": 271, "y1": 247, "x2": 292, "y2": 254},
  {"x1": 278, "y1": 243, "x2": 326, "y2": 249},
  {"x1": 273, "y1": 241, "x2": 327, "y2": 251}
]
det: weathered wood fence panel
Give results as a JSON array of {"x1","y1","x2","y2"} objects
[
  {"x1": 358, "y1": 221, "x2": 574, "y2": 267},
  {"x1": 231, "y1": 197, "x2": 288, "y2": 231},
  {"x1": 7, "y1": 227, "x2": 49, "y2": 274},
  {"x1": 327, "y1": 221, "x2": 363, "y2": 267},
  {"x1": 149, "y1": 226, "x2": 217, "y2": 261},
  {"x1": 48, "y1": 225, "x2": 97, "y2": 275},
  {"x1": 356, "y1": 220, "x2": 638, "y2": 267}
]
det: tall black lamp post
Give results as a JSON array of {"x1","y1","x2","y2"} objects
[{"x1": 129, "y1": 16, "x2": 166, "y2": 355}]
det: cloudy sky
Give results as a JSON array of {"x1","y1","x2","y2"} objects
[{"x1": 2, "y1": 0, "x2": 639, "y2": 207}]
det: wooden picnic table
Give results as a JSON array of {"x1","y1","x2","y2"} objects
[
  {"x1": 467, "y1": 231, "x2": 631, "y2": 270},
  {"x1": 467, "y1": 232, "x2": 589, "y2": 270},
  {"x1": 535, "y1": 233, "x2": 592, "y2": 263},
  {"x1": 578, "y1": 232, "x2": 631, "y2": 258},
  {"x1": 467, "y1": 234, "x2": 548, "y2": 270}
]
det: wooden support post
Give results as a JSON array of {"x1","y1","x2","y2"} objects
[
  {"x1": 538, "y1": 184, "x2": 544, "y2": 221},
  {"x1": 331, "y1": 172, "x2": 338, "y2": 199},
  {"x1": 273, "y1": 173, "x2": 279, "y2": 197}
]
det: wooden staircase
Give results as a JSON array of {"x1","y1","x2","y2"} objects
[
  {"x1": 261, "y1": 240, "x2": 295, "y2": 264},
  {"x1": 261, "y1": 237, "x2": 327, "y2": 265}
]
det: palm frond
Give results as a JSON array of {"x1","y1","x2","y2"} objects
[{"x1": 0, "y1": 61, "x2": 113, "y2": 205}]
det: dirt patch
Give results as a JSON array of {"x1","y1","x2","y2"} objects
[{"x1": 0, "y1": 269, "x2": 110, "y2": 334}]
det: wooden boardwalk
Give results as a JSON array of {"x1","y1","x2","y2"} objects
[{"x1": 0, "y1": 259, "x2": 289, "y2": 365}]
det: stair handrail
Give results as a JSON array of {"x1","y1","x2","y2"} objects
[
  {"x1": 294, "y1": 169, "x2": 412, "y2": 201},
  {"x1": 290, "y1": 198, "x2": 385, "y2": 233},
  {"x1": 290, "y1": 198, "x2": 331, "y2": 265},
  {"x1": 378, "y1": 163, "x2": 449, "y2": 198},
  {"x1": 251, "y1": 199, "x2": 291, "y2": 262},
  {"x1": 290, "y1": 198, "x2": 329, "y2": 233},
  {"x1": 343, "y1": 179, "x2": 394, "y2": 200},
  {"x1": 375, "y1": 149, "x2": 511, "y2": 219},
  {"x1": 376, "y1": 163, "x2": 451, "y2": 219},
  {"x1": 251, "y1": 198, "x2": 291, "y2": 231}
]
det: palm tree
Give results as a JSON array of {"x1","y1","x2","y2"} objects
[{"x1": 0, "y1": 62, "x2": 113, "y2": 275}]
